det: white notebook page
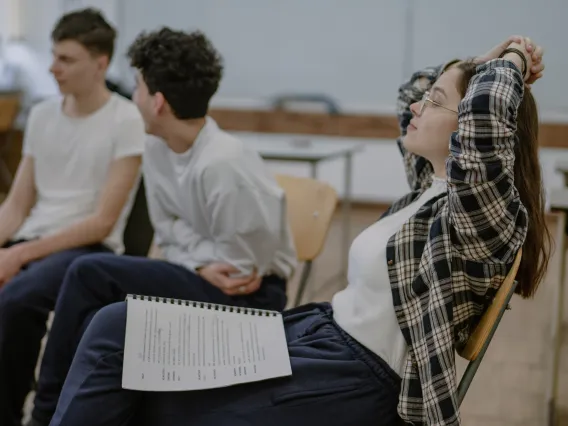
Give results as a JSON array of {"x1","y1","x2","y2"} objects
[{"x1": 122, "y1": 295, "x2": 292, "y2": 391}]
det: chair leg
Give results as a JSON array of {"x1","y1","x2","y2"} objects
[{"x1": 294, "y1": 261, "x2": 312, "y2": 307}]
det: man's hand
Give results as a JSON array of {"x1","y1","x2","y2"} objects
[
  {"x1": 0, "y1": 248, "x2": 24, "y2": 286},
  {"x1": 198, "y1": 263, "x2": 262, "y2": 296}
]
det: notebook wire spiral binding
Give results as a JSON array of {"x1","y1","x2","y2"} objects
[{"x1": 127, "y1": 294, "x2": 279, "y2": 317}]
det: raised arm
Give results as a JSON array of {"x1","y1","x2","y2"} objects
[
  {"x1": 397, "y1": 61, "x2": 458, "y2": 190},
  {"x1": 447, "y1": 58, "x2": 528, "y2": 263}
]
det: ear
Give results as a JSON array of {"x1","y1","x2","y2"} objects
[
  {"x1": 153, "y1": 92, "x2": 167, "y2": 115},
  {"x1": 96, "y1": 54, "x2": 110, "y2": 72}
]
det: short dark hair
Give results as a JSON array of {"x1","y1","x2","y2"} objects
[
  {"x1": 127, "y1": 28, "x2": 224, "y2": 119},
  {"x1": 51, "y1": 8, "x2": 116, "y2": 60}
]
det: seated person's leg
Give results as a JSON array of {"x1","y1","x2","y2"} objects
[
  {"x1": 52, "y1": 302, "x2": 401, "y2": 426},
  {"x1": 0, "y1": 247, "x2": 103, "y2": 426},
  {"x1": 32, "y1": 252, "x2": 286, "y2": 424}
]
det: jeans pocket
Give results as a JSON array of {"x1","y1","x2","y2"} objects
[{"x1": 271, "y1": 382, "x2": 367, "y2": 406}]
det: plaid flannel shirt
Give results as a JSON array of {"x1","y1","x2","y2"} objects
[{"x1": 382, "y1": 59, "x2": 528, "y2": 425}]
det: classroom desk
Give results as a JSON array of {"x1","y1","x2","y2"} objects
[
  {"x1": 547, "y1": 188, "x2": 568, "y2": 426},
  {"x1": 233, "y1": 131, "x2": 365, "y2": 278}
]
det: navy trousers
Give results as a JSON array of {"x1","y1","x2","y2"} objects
[
  {"x1": 50, "y1": 302, "x2": 402, "y2": 426},
  {"x1": 0, "y1": 243, "x2": 109, "y2": 426},
  {"x1": 32, "y1": 253, "x2": 287, "y2": 425}
]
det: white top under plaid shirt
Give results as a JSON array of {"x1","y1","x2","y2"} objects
[{"x1": 384, "y1": 59, "x2": 528, "y2": 425}]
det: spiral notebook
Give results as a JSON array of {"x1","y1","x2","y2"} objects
[{"x1": 122, "y1": 294, "x2": 292, "y2": 391}]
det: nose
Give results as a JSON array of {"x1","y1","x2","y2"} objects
[
  {"x1": 409, "y1": 101, "x2": 420, "y2": 117},
  {"x1": 49, "y1": 60, "x2": 61, "y2": 76}
]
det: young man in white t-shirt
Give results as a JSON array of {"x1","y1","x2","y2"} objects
[
  {"x1": 27, "y1": 28, "x2": 297, "y2": 426},
  {"x1": 0, "y1": 9, "x2": 145, "y2": 426}
]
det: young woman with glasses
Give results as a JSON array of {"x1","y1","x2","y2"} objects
[{"x1": 48, "y1": 35, "x2": 550, "y2": 426}]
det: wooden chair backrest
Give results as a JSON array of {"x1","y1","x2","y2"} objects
[
  {"x1": 0, "y1": 93, "x2": 20, "y2": 132},
  {"x1": 275, "y1": 174, "x2": 338, "y2": 261},
  {"x1": 459, "y1": 249, "x2": 522, "y2": 361}
]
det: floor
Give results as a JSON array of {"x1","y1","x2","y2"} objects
[{"x1": 21, "y1": 206, "x2": 568, "y2": 425}]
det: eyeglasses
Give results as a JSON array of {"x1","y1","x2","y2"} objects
[{"x1": 419, "y1": 91, "x2": 458, "y2": 115}]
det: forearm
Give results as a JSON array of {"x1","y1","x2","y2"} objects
[
  {"x1": 13, "y1": 215, "x2": 113, "y2": 264},
  {"x1": 447, "y1": 58, "x2": 526, "y2": 260},
  {"x1": 0, "y1": 202, "x2": 27, "y2": 247},
  {"x1": 450, "y1": 59, "x2": 522, "y2": 183}
]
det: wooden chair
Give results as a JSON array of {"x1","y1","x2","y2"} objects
[
  {"x1": 275, "y1": 174, "x2": 338, "y2": 307},
  {"x1": 456, "y1": 249, "x2": 522, "y2": 405},
  {"x1": 0, "y1": 92, "x2": 21, "y2": 188}
]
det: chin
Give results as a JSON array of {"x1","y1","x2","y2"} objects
[{"x1": 403, "y1": 134, "x2": 426, "y2": 158}]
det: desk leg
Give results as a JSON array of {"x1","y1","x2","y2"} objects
[
  {"x1": 310, "y1": 162, "x2": 317, "y2": 179},
  {"x1": 341, "y1": 153, "x2": 353, "y2": 276},
  {"x1": 548, "y1": 211, "x2": 567, "y2": 426}
]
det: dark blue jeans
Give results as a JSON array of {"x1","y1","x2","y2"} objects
[
  {"x1": 50, "y1": 302, "x2": 402, "y2": 426},
  {"x1": 32, "y1": 253, "x2": 287, "y2": 425},
  {"x1": 0, "y1": 243, "x2": 109, "y2": 426}
]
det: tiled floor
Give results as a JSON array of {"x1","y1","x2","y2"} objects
[{"x1": 23, "y1": 207, "x2": 568, "y2": 425}]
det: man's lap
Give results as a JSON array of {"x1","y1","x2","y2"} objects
[
  {"x1": 0, "y1": 247, "x2": 109, "y2": 308},
  {"x1": 64, "y1": 253, "x2": 287, "y2": 312}
]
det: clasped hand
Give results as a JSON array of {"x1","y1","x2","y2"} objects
[{"x1": 197, "y1": 262, "x2": 262, "y2": 296}]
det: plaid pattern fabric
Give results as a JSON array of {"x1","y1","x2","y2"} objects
[{"x1": 383, "y1": 59, "x2": 528, "y2": 425}]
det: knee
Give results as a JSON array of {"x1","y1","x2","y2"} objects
[
  {"x1": 64, "y1": 253, "x2": 117, "y2": 287},
  {"x1": 85, "y1": 302, "x2": 128, "y2": 343},
  {"x1": 0, "y1": 276, "x2": 32, "y2": 318}
]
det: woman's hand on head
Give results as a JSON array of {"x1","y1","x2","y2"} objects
[
  {"x1": 474, "y1": 35, "x2": 523, "y2": 65},
  {"x1": 506, "y1": 37, "x2": 545, "y2": 84},
  {"x1": 525, "y1": 38, "x2": 545, "y2": 85}
]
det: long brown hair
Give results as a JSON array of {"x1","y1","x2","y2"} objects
[{"x1": 456, "y1": 61, "x2": 551, "y2": 298}]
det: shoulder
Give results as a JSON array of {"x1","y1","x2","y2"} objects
[
  {"x1": 201, "y1": 130, "x2": 259, "y2": 181},
  {"x1": 144, "y1": 135, "x2": 166, "y2": 153},
  {"x1": 28, "y1": 96, "x2": 62, "y2": 122},
  {"x1": 107, "y1": 94, "x2": 144, "y2": 124},
  {"x1": 143, "y1": 136, "x2": 169, "y2": 168}
]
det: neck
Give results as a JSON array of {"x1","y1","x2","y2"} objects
[
  {"x1": 431, "y1": 160, "x2": 447, "y2": 180},
  {"x1": 63, "y1": 84, "x2": 111, "y2": 117},
  {"x1": 160, "y1": 117, "x2": 207, "y2": 154}
]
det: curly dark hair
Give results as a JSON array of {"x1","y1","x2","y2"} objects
[
  {"x1": 51, "y1": 8, "x2": 116, "y2": 60},
  {"x1": 127, "y1": 28, "x2": 224, "y2": 120}
]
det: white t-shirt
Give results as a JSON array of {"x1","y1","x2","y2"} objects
[
  {"x1": 332, "y1": 176, "x2": 447, "y2": 376},
  {"x1": 12, "y1": 93, "x2": 146, "y2": 253}
]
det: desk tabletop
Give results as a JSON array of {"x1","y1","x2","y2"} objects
[{"x1": 232, "y1": 131, "x2": 370, "y2": 161}]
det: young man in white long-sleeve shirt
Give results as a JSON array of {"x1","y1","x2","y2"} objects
[
  {"x1": 0, "y1": 9, "x2": 146, "y2": 426},
  {"x1": 27, "y1": 28, "x2": 297, "y2": 426}
]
